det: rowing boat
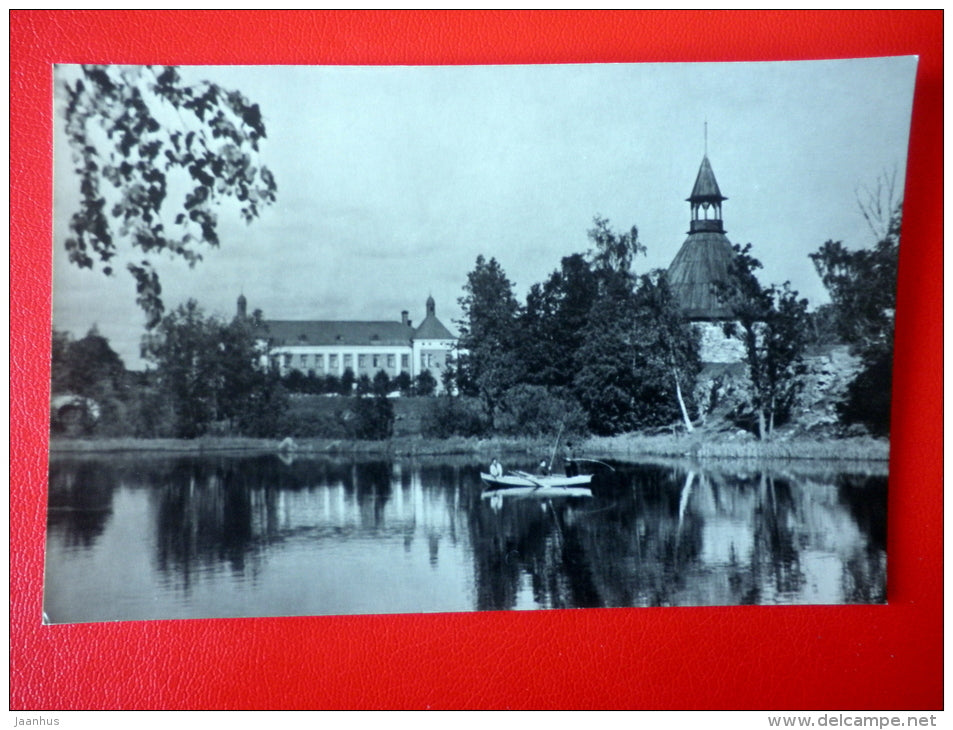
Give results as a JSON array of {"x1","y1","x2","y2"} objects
[{"x1": 480, "y1": 471, "x2": 593, "y2": 498}]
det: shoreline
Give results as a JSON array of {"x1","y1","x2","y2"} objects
[{"x1": 48, "y1": 431, "x2": 890, "y2": 463}]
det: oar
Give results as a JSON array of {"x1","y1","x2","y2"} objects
[{"x1": 512, "y1": 470, "x2": 549, "y2": 492}]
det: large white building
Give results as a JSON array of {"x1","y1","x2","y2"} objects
[{"x1": 238, "y1": 294, "x2": 457, "y2": 388}]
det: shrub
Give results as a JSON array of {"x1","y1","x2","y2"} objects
[
  {"x1": 352, "y1": 396, "x2": 395, "y2": 440},
  {"x1": 492, "y1": 384, "x2": 588, "y2": 438},
  {"x1": 421, "y1": 396, "x2": 489, "y2": 438},
  {"x1": 415, "y1": 369, "x2": 437, "y2": 396}
]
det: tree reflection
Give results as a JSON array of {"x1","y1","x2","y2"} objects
[
  {"x1": 467, "y1": 494, "x2": 601, "y2": 611},
  {"x1": 468, "y1": 460, "x2": 887, "y2": 609},
  {"x1": 46, "y1": 452, "x2": 888, "y2": 618},
  {"x1": 47, "y1": 458, "x2": 117, "y2": 548}
]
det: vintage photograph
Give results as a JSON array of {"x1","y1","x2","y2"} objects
[{"x1": 46, "y1": 58, "x2": 915, "y2": 623}]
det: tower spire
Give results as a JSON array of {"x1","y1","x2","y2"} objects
[{"x1": 687, "y1": 154, "x2": 727, "y2": 234}]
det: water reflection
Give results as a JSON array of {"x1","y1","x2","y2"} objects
[{"x1": 44, "y1": 453, "x2": 887, "y2": 622}]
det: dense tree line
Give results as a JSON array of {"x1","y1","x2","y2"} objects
[
  {"x1": 450, "y1": 217, "x2": 703, "y2": 438},
  {"x1": 51, "y1": 302, "x2": 398, "y2": 440},
  {"x1": 448, "y1": 205, "x2": 897, "y2": 442},
  {"x1": 279, "y1": 366, "x2": 437, "y2": 398}
]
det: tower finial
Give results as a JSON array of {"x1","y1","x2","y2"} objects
[{"x1": 704, "y1": 120, "x2": 708, "y2": 156}]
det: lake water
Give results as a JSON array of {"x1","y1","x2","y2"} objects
[{"x1": 43, "y1": 452, "x2": 887, "y2": 623}]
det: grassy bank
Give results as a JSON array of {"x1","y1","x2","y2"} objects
[
  {"x1": 47, "y1": 434, "x2": 551, "y2": 457},
  {"x1": 583, "y1": 432, "x2": 889, "y2": 462},
  {"x1": 49, "y1": 429, "x2": 889, "y2": 462}
]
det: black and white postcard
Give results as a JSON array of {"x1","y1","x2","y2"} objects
[{"x1": 47, "y1": 58, "x2": 916, "y2": 623}]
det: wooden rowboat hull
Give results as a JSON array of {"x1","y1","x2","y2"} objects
[{"x1": 480, "y1": 472, "x2": 593, "y2": 498}]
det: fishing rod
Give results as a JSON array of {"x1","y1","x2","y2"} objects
[
  {"x1": 569, "y1": 458, "x2": 616, "y2": 472},
  {"x1": 548, "y1": 423, "x2": 565, "y2": 473}
]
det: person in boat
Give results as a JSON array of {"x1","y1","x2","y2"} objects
[
  {"x1": 537, "y1": 459, "x2": 551, "y2": 476},
  {"x1": 563, "y1": 442, "x2": 578, "y2": 477},
  {"x1": 489, "y1": 458, "x2": 503, "y2": 478}
]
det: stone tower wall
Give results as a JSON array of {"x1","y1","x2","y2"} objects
[{"x1": 695, "y1": 321, "x2": 746, "y2": 364}]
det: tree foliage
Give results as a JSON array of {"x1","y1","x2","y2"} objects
[
  {"x1": 454, "y1": 217, "x2": 700, "y2": 437},
  {"x1": 716, "y1": 244, "x2": 810, "y2": 439},
  {"x1": 631, "y1": 270, "x2": 702, "y2": 431},
  {"x1": 572, "y1": 285, "x2": 641, "y2": 434},
  {"x1": 141, "y1": 299, "x2": 286, "y2": 438},
  {"x1": 586, "y1": 215, "x2": 644, "y2": 284},
  {"x1": 51, "y1": 326, "x2": 126, "y2": 398},
  {"x1": 571, "y1": 221, "x2": 701, "y2": 434},
  {"x1": 493, "y1": 384, "x2": 588, "y2": 438},
  {"x1": 809, "y1": 206, "x2": 900, "y2": 351},
  {"x1": 50, "y1": 327, "x2": 133, "y2": 436},
  {"x1": 414, "y1": 369, "x2": 437, "y2": 397},
  {"x1": 61, "y1": 65, "x2": 277, "y2": 328},
  {"x1": 517, "y1": 253, "x2": 599, "y2": 389},
  {"x1": 351, "y1": 395, "x2": 395, "y2": 440},
  {"x1": 810, "y1": 200, "x2": 901, "y2": 436},
  {"x1": 455, "y1": 255, "x2": 524, "y2": 413}
]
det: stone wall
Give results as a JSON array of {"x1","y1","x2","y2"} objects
[
  {"x1": 794, "y1": 345, "x2": 862, "y2": 432},
  {"x1": 695, "y1": 321, "x2": 746, "y2": 364},
  {"x1": 690, "y1": 342, "x2": 861, "y2": 434}
]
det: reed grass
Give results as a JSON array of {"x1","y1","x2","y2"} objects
[
  {"x1": 49, "y1": 431, "x2": 888, "y2": 462},
  {"x1": 583, "y1": 432, "x2": 889, "y2": 462}
]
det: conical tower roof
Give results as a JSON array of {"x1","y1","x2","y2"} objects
[
  {"x1": 668, "y1": 155, "x2": 735, "y2": 320},
  {"x1": 688, "y1": 155, "x2": 727, "y2": 202},
  {"x1": 667, "y1": 231, "x2": 735, "y2": 319}
]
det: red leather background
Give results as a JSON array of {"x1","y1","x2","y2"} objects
[{"x1": 10, "y1": 11, "x2": 942, "y2": 710}]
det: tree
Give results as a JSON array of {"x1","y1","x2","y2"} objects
[
  {"x1": 50, "y1": 327, "x2": 132, "y2": 436},
  {"x1": 573, "y1": 289, "x2": 643, "y2": 435},
  {"x1": 631, "y1": 271, "x2": 702, "y2": 432},
  {"x1": 439, "y1": 354, "x2": 458, "y2": 395},
  {"x1": 339, "y1": 367, "x2": 355, "y2": 395},
  {"x1": 355, "y1": 373, "x2": 372, "y2": 396},
  {"x1": 456, "y1": 255, "x2": 523, "y2": 414},
  {"x1": 517, "y1": 253, "x2": 599, "y2": 389},
  {"x1": 60, "y1": 65, "x2": 277, "y2": 328},
  {"x1": 51, "y1": 326, "x2": 126, "y2": 398},
  {"x1": 716, "y1": 245, "x2": 810, "y2": 439},
  {"x1": 352, "y1": 394, "x2": 395, "y2": 440},
  {"x1": 492, "y1": 384, "x2": 588, "y2": 438},
  {"x1": 394, "y1": 371, "x2": 413, "y2": 396},
  {"x1": 141, "y1": 299, "x2": 224, "y2": 437},
  {"x1": 586, "y1": 215, "x2": 644, "y2": 284},
  {"x1": 414, "y1": 369, "x2": 437, "y2": 397},
  {"x1": 571, "y1": 218, "x2": 666, "y2": 435},
  {"x1": 809, "y1": 199, "x2": 901, "y2": 436},
  {"x1": 219, "y1": 309, "x2": 287, "y2": 436},
  {"x1": 372, "y1": 369, "x2": 391, "y2": 397},
  {"x1": 323, "y1": 372, "x2": 341, "y2": 395}
]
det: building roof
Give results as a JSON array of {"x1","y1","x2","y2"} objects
[
  {"x1": 667, "y1": 230, "x2": 736, "y2": 319},
  {"x1": 261, "y1": 320, "x2": 414, "y2": 347},
  {"x1": 413, "y1": 313, "x2": 455, "y2": 341},
  {"x1": 688, "y1": 155, "x2": 727, "y2": 202}
]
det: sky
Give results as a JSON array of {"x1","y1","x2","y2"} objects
[{"x1": 52, "y1": 57, "x2": 917, "y2": 369}]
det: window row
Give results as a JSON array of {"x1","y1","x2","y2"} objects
[{"x1": 275, "y1": 352, "x2": 410, "y2": 372}]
